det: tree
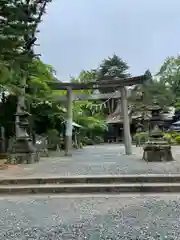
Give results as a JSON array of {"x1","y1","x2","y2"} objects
[
  {"x1": 0, "y1": 0, "x2": 57, "y2": 140},
  {"x1": 0, "y1": 0, "x2": 51, "y2": 63},
  {"x1": 129, "y1": 77, "x2": 174, "y2": 116},
  {"x1": 70, "y1": 70, "x2": 108, "y2": 141},
  {"x1": 30, "y1": 101, "x2": 65, "y2": 135},
  {"x1": 97, "y1": 54, "x2": 130, "y2": 93},
  {"x1": 98, "y1": 54, "x2": 130, "y2": 79},
  {"x1": 26, "y1": 58, "x2": 56, "y2": 101},
  {"x1": 73, "y1": 100, "x2": 107, "y2": 143},
  {"x1": 0, "y1": 0, "x2": 52, "y2": 99},
  {"x1": 0, "y1": 0, "x2": 52, "y2": 146},
  {"x1": 71, "y1": 70, "x2": 97, "y2": 84},
  {"x1": 157, "y1": 55, "x2": 180, "y2": 98},
  {"x1": 0, "y1": 58, "x2": 58, "y2": 141}
]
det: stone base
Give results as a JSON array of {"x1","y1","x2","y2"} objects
[
  {"x1": 8, "y1": 137, "x2": 40, "y2": 164},
  {"x1": 64, "y1": 151, "x2": 72, "y2": 157},
  {"x1": 0, "y1": 158, "x2": 7, "y2": 170},
  {"x1": 7, "y1": 152, "x2": 40, "y2": 164},
  {"x1": 38, "y1": 148, "x2": 49, "y2": 157},
  {"x1": 9, "y1": 137, "x2": 36, "y2": 153},
  {"x1": 143, "y1": 144, "x2": 174, "y2": 162}
]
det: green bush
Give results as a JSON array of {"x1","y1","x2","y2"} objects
[
  {"x1": 163, "y1": 133, "x2": 173, "y2": 144},
  {"x1": 163, "y1": 132, "x2": 180, "y2": 144},
  {"x1": 175, "y1": 136, "x2": 180, "y2": 144},
  {"x1": 93, "y1": 136, "x2": 104, "y2": 144},
  {"x1": 134, "y1": 132, "x2": 149, "y2": 145},
  {"x1": 46, "y1": 129, "x2": 60, "y2": 150},
  {"x1": 82, "y1": 136, "x2": 94, "y2": 145},
  {"x1": 171, "y1": 133, "x2": 180, "y2": 139}
]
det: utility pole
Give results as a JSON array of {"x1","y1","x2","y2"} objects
[
  {"x1": 120, "y1": 87, "x2": 132, "y2": 155},
  {"x1": 65, "y1": 88, "x2": 73, "y2": 156}
]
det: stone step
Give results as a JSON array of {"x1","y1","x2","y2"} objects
[
  {"x1": 1, "y1": 174, "x2": 180, "y2": 185},
  {"x1": 1, "y1": 182, "x2": 180, "y2": 195}
]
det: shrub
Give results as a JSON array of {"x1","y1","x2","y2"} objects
[
  {"x1": 163, "y1": 133, "x2": 173, "y2": 144},
  {"x1": 134, "y1": 132, "x2": 149, "y2": 145},
  {"x1": 171, "y1": 133, "x2": 180, "y2": 139},
  {"x1": 163, "y1": 132, "x2": 180, "y2": 144},
  {"x1": 46, "y1": 129, "x2": 60, "y2": 150},
  {"x1": 93, "y1": 136, "x2": 103, "y2": 144},
  {"x1": 82, "y1": 136, "x2": 94, "y2": 145},
  {"x1": 175, "y1": 136, "x2": 180, "y2": 144}
]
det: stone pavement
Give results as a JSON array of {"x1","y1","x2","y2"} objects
[{"x1": 1, "y1": 144, "x2": 180, "y2": 178}]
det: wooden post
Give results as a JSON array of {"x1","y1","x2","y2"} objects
[
  {"x1": 65, "y1": 87, "x2": 73, "y2": 156},
  {"x1": 120, "y1": 87, "x2": 132, "y2": 155}
]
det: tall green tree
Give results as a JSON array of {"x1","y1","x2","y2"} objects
[
  {"x1": 97, "y1": 54, "x2": 130, "y2": 93},
  {"x1": 71, "y1": 70, "x2": 97, "y2": 84},
  {"x1": 0, "y1": 58, "x2": 58, "y2": 138},
  {"x1": 0, "y1": 0, "x2": 52, "y2": 91},
  {"x1": 129, "y1": 77, "x2": 174, "y2": 115},
  {"x1": 98, "y1": 54, "x2": 130, "y2": 79},
  {"x1": 157, "y1": 56, "x2": 180, "y2": 98},
  {"x1": 27, "y1": 58, "x2": 56, "y2": 101},
  {"x1": 0, "y1": 0, "x2": 52, "y2": 140},
  {"x1": 0, "y1": 0, "x2": 51, "y2": 59}
]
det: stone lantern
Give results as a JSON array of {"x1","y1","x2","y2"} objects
[
  {"x1": 8, "y1": 108, "x2": 38, "y2": 164},
  {"x1": 142, "y1": 100, "x2": 173, "y2": 162}
]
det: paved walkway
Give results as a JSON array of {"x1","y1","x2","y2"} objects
[{"x1": 1, "y1": 144, "x2": 180, "y2": 178}]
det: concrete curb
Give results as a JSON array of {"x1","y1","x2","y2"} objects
[
  {"x1": 1, "y1": 183, "x2": 180, "y2": 195},
  {"x1": 1, "y1": 174, "x2": 180, "y2": 185}
]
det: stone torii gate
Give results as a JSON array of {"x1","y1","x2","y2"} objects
[{"x1": 49, "y1": 74, "x2": 148, "y2": 156}]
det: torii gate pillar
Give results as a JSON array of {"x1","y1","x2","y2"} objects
[
  {"x1": 120, "y1": 87, "x2": 132, "y2": 155},
  {"x1": 65, "y1": 87, "x2": 73, "y2": 156}
]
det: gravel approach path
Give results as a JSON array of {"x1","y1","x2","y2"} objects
[
  {"x1": 1, "y1": 144, "x2": 180, "y2": 178},
  {"x1": 0, "y1": 194, "x2": 180, "y2": 239}
]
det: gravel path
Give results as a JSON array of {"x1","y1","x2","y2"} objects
[
  {"x1": 0, "y1": 194, "x2": 180, "y2": 239},
  {"x1": 2, "y1": 144, "x2": 180, "y2": 178}
]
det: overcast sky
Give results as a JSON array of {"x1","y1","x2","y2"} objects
[{"x1": 37, "y1": 0, "x2": 180, "y2": 80}]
